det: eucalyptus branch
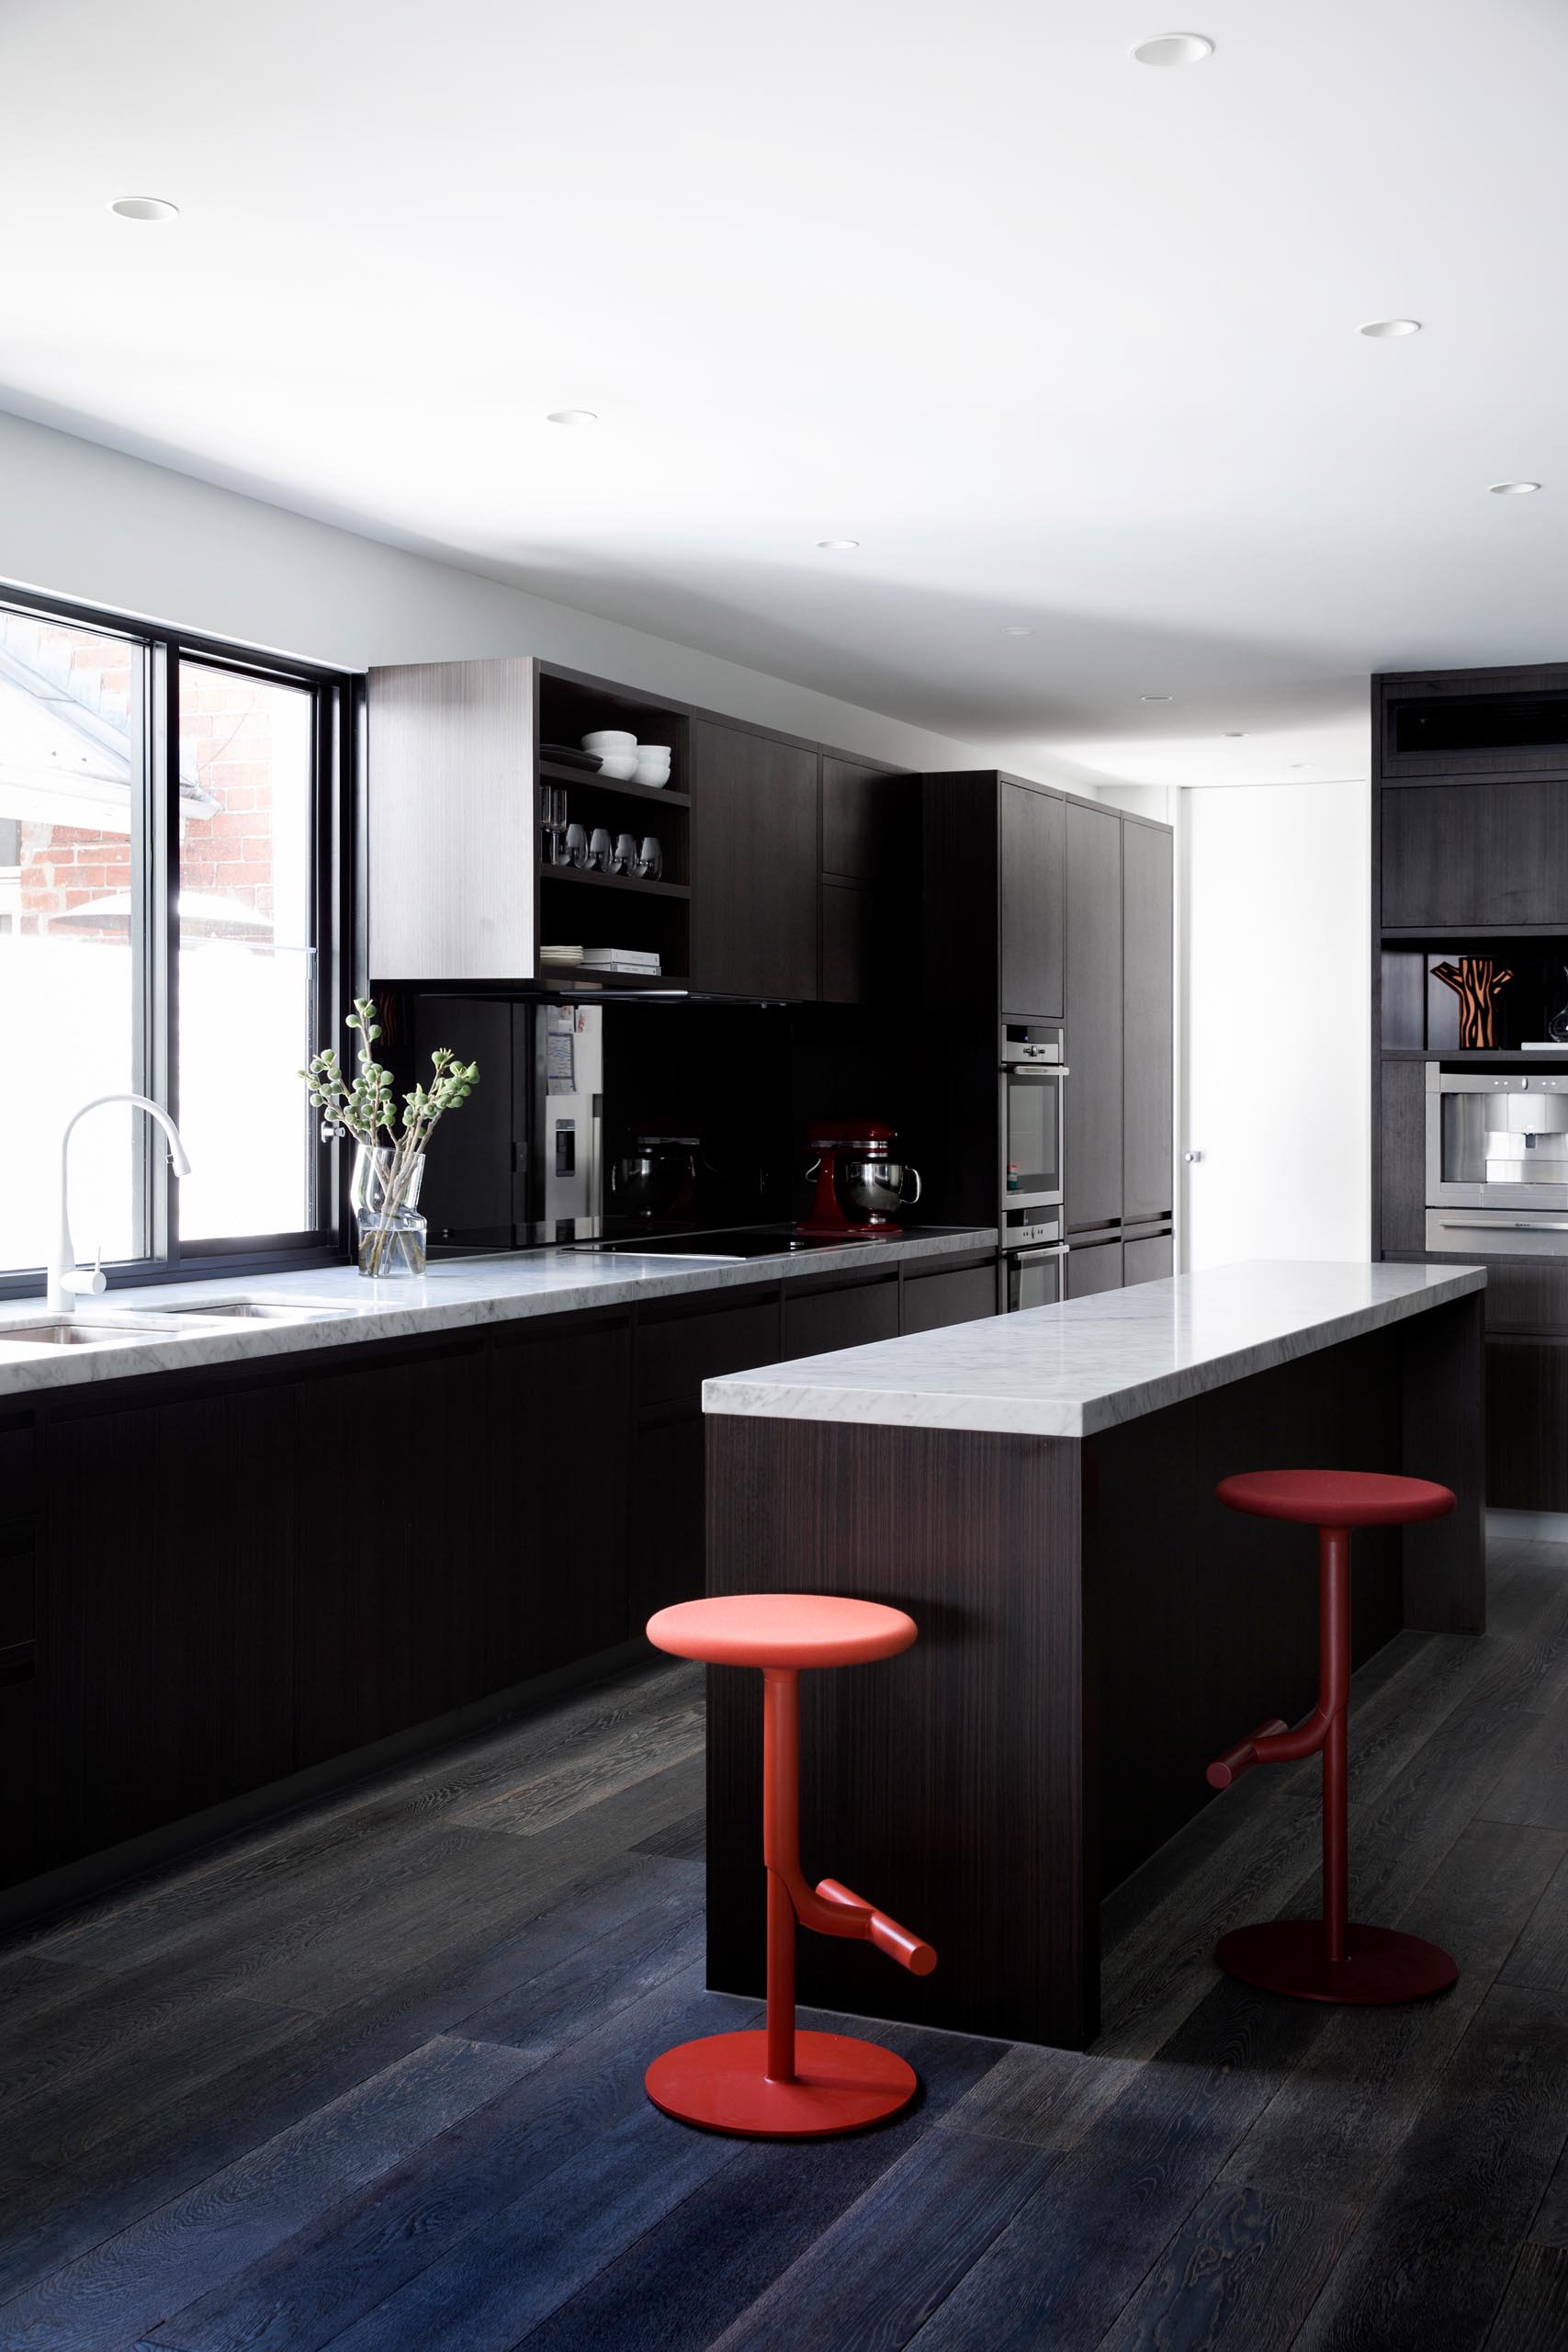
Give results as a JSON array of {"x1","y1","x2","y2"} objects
[{"x1": 300, "y1": 1001, "x2": 480, "y2": 1275}]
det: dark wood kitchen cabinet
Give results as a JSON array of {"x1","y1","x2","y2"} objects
[
  {"x1": 41, "y1": 1384, "x2": 296, "y2": 1867},
  {"x1": 1067, "y1": 1238, "x2": 1123, "y2": 1298},
  {"x1": 784, "y1": 1272, "x2": 899, "y2": 1357},
  {"x1": 1000, "y1": 782, "x2": 1066, "y2": 1021},
  {"x1": 900, "y1": 1259, "x2": 998, "y2": 1333},
  {"x1": 819, "y1": 755, "x2": 914, "y2": 1006},
  {"x1": 1065, "y1": 799, "x2": 1124, "y2": 1235},
  {"x1": 291, "y1": 1341, "x2": 491, "y2": 1768},
  {"x1": 1381, "y1": 778, "x2": 1568, "y2": 931},
  {"x1": 1122, "y1": 819, "x2": 1174, "y2": 1227},
  {"x1": 1123, "y1": 1229, "x2": 1175, "y2": 1286},
  {"x1": 489, "y1": 1312, "x2": 633, "y2": 1677},
  {"x1": 633, "y1": 1288, "x2": 783, "y2": 1629},
  {"x1": 691, "y1": 721, "x2": 820, "y2": 999}
]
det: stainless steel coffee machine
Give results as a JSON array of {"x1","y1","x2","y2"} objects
[{"x1": 1426, "y1": 1064, "x2": 1568, "y2": 1254}]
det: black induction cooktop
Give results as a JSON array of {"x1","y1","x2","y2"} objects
[{"x1": 579, "y1": 1225, "x2": 876, "y2": 1259}]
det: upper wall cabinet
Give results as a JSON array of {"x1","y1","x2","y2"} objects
[
  {"x1": 368, "y1": 656, "x2": 536, "y2": 981},
  {"x1": 690, "y1": 721, "x2": 819, "y2": 1000},
  {"x1": 999, "y1": 783, "x2": 1066, "y2": 1021},
  {"x1": 820, "y1": 756, "x2": 916, "y2": 1006},
  {"x1": 1382, "y1": 779, "x2": 1568, "y2": 931}
]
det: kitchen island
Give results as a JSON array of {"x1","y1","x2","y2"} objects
[{"x1": 701, "y1": 1260, "x2": 1486, "y2": 2048}]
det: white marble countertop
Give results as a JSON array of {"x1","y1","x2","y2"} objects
[
  {"x1": 0, "y1": 1227, "x2": 996, "y2": 1401},
  {"x1": 703, "y1": 1259, "x2": 1486, "y2": 1439}
]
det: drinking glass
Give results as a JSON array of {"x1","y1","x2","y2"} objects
[
  {"x1": 565, "y1": 821, "x2": 589, "y2": 868},
  {"x1": 636, "y1": 834, "x2": 663, "y2": 880}
]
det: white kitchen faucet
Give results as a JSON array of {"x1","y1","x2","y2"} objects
[{"x1": 50, "y1": 1092, "x2": 192, "y2": 1312}]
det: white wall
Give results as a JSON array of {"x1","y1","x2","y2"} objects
[
  {"x1": 1181, "y1": 779, "x2": 1371, "y2": 1269},
  {"x1": 0, "y1": 411, "x2": 1067, "y2": 780}
]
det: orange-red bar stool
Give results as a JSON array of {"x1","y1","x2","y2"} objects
[
  {"x1": 1207, "y1": 1468, "x2": 1460, "y2": 2005},
  {"x1": 644, "y1": 1592, "x2": 937, "y2": 2138}
]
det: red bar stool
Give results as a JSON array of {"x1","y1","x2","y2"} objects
[
  {"x1": 1207, "y1": 1468, "x2": 1460, "y2": 2004},
  {"x1": 644, "y1": 1591, "x2": 936, "y2": 2138}
]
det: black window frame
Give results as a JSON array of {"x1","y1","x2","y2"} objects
[{"x1": 0, "y1": 580, "x2": 355, "y2": 1299}]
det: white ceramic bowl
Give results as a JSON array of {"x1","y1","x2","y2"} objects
[
  {"x1": 583, "y1": 729, "x2": 636, "y2": 753},
  {"x1": 634, "y1": 757, "x2": 671, "y2": 786},
  {"x1": 597, "y1": 752, "x2": 640, "y2": 780}
]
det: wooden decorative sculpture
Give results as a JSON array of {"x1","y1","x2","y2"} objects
[{"x1": 1432, "y1": 956, "x2": 1514, "y2": 1048}]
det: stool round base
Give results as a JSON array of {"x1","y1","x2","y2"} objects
[
  {"x1": 1216, "y1": 1918, "x2": 1459, "y2": 2005},
  {"x1": 645, "y1": 2029, "x2": 918, "y2": 2138}
]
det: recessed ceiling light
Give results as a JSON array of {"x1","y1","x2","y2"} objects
[
  {"x1": 1140, "y1": 694, "x2": 1173, "y2": 704},
  {"x1": 1290, "y1": 762, "x2": 1312, "y2": 770},
  {"x1": 1132, "y1": 32, "x2": 1214, "y2": 68},
  {"x1": 816, "y1": 538, "x2": 859, "y2": 550},
  {"x1": 1224, "y1": 730, "x2": 1246, "y2": 738},
  {"x1": 1359, "y1": 318, "x2": 1422, "y2": 339},
  {"x1": 1490, "y1": 480, "x2": 1541, "y2": 495},
  {"x1": 109, "y1": 196, "x2": 178, "y2": 222},
  {"x1": 546, "y1": 409, "x2": 598, "y2": 426},
  {"x1": 1000, "y1": 626, "x2": 1033, "y2": 638}
]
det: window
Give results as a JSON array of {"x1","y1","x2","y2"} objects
[{"x1": 0, "y1": 589, "x2": 346, "y2": 1288}]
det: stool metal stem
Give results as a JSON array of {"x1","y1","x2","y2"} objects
[
  {"x1": 1320, "y1": 1527, "x2": 1351, "y2": 1967},
  {"x1": 762, "y1": 1668, "x2": 800, "y2": 2084}
]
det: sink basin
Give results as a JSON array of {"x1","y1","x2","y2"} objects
[
  {"x1": 0, "y1": 1317, "x2": 205, "y2": 1347},
  {"x1": 154, "y1": 1298, "x2": 359, "y2": 1322}
]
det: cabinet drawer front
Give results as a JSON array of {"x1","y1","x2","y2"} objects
[
  {"x1": 1066, "y1": 1239, "x2": 1123, "y2": 1298},
  {"x1": 1486, "y1": 1337, "x2": 1568, "y2": 1510},
  {"x1": 637, "y1": 1297, "x2": 782, "y2": 1412},
  {"x1": 0, "y1": 1413, "x2": 34, "y2": 1527},
  {"x1": 1382, "y1": 780, "x2": 1568, "y2": 929},
  {"x1": 1482, "y1": 1262, "x2": 1568, "y2": 1335},
  {"x1": 1123, "y1": 1232, "x2": 1174, "y2": 1286},
  {"x1": 901, "y1": 1262, "x2": 998, "y2": 1333},
  {"x1": 784, "y1": 1277, "x2": 899, "y2": 1359}
]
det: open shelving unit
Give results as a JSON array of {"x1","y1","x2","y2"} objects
[{"x1": 536, "y1": 666, "x2": 692, "y2": 988}]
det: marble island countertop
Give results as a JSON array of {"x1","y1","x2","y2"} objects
[
  {"x1": 703, "y1": 1259, "x2": 1486, "y2": 1439},
  {"x1": 0, "y1": 1226, "x2": 996, "y2": 1401}
]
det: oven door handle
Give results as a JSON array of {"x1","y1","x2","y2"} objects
[{"x1": 1433, "y1": 1216, "x2": 1568, "y2": 1233}]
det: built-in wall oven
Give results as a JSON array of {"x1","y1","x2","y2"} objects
[
  {"x1": 1425, "y1": 1063, "x2": 1568, "y2": 1255},
  {"x1": 1000, "y1": 1022, "x2": 1069, "y2": 1307}
]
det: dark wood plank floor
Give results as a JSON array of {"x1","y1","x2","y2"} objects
[{"x1": 4, "y1": 1528, "x2": 1568, "y2": 2350}]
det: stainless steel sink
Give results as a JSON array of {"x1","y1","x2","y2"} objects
[
  {"x1": 153, "y1": 1298, "x2": 360, "y2": 1322},
  {"x1": 0, "y1": 1296, "x2": 364, "y2": 1348},
  {"x1": 0, "y1": 1317, "x2": 207, "y2": 1347}
]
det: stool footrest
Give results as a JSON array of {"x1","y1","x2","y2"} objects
[
  {"x1": 816, "y1": 1877, "x2": 938, "y2": 1975},
  {"x1": 1207, "y1": 1717, "x2": 1291, "y2": 1790}
]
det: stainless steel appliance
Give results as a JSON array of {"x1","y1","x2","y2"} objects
[
  {"x1": 1005, "y1": 1239, "x2": 1069, "y2": 1311},
  {"x1": 535, "y1": 1003, "x2": 604, "y2": 1227},
  {"x1": 1000, "y1": 1025, "x2": 1068, "y2": 1304},
  {"x1": 1426, "y1": 1062, "x2": 1568, "y2": 1254}
]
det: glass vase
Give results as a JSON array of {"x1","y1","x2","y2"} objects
[{"x1": 351, "y1": 1145, "x2": 427, "y2": 1279}]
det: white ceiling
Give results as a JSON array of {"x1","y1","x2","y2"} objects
[{"x1": 4, "y1": 0, "x2": 1567, "y2": 789}]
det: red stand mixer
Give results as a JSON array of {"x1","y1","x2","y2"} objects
[{"x1": 799, "y1": 1120, "x2": 922, "y2": 1238}]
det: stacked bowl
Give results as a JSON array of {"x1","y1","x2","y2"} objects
[{"x1": 583, "y1": 731, "x2": 672, "y2": 787}]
